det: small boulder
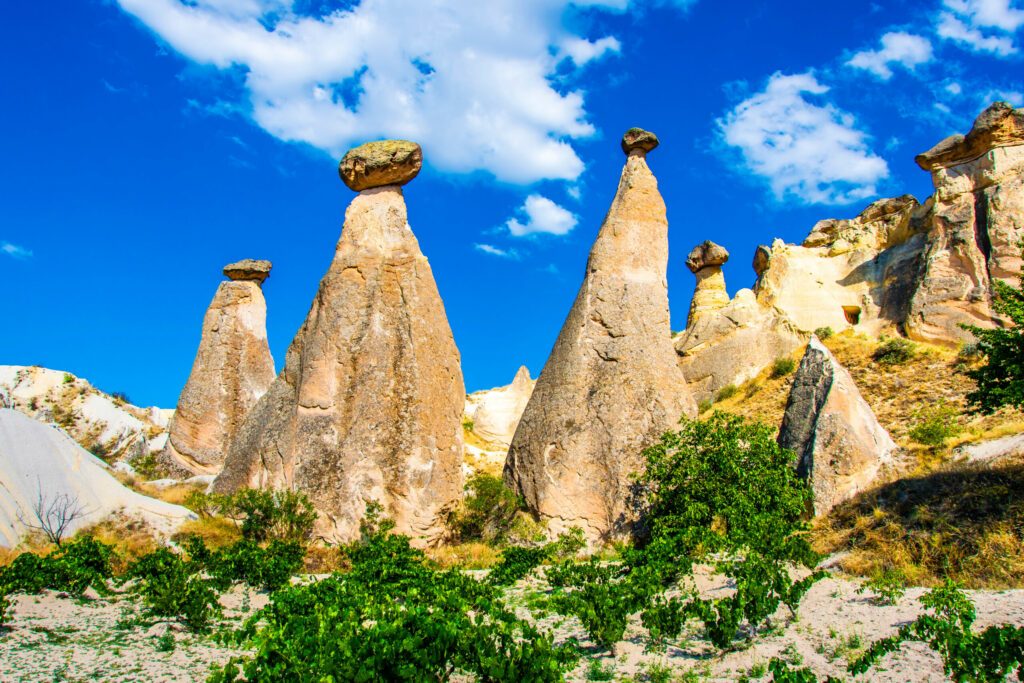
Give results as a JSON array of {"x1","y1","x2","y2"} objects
[
  {"x1": 778, "y1": 336, "x2": 896, "y2": 515},
  {"x1": 686, "y1": 240, "x2": 729, "y2": 273},
  {"x1": 338, "y1": 140, "x2": 423, "y2": 192},
  {"x1": 752, "y1": 245, "x2": 772, "y2": 277},
  {"x1": 223, "y1": 259, "x2": 272, "y2": 283},
  {"x1": 621, "y1": 127, "x2": 659, "y2": 155}
]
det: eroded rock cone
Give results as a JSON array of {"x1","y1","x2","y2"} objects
[
  {"x1": 214, "y1": 143, "x2": 463, "y2": 547},
  {"x1": 504, "y1": 129, "x2": 697, "y2": 543},
  {"x1": 161, "y1": 261, "x2": 276, "y2": 476},
  {"x1": 778, "y1": 336, "x2": 896, "y2": 515},
  {"x1": 686, "y1": 241, "x2": 730, "y2": 327},
  {"x1": 465, "y1": 366, "x2": 534, "y2": 447}
]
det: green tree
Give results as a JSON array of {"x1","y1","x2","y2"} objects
[{"x1": 962, "y1": 263, "x2": 1024, "y2": 413}]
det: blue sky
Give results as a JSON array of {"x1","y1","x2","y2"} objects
[{"x1": 2, "y1": 0, "x2": 1022, "y2": 407}]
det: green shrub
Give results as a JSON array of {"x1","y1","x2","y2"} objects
[
  {"x1": 0, "y1": 537, "x2": 114, "y2": 598},
  {"x1": 485, "y1": 528, "x2": 585, "y2": 586},
  {"x1": 0, "y1": 592, "x2": 10, "y2": 630},
  {"x1": 584, "y1": 658, "x2": 616, "y2": 681},
  {"x1": 813, "y1": 327, "x2": 834, "y2": 340},
  {"x1": 450, "y1": 473, "x2": 522, "y2": 544},
  {"x1": 908, "y1": 401, "x2": 962, "y2": 447},
  {"x1": 857, "y1": 567, "x2": 906, "y2": 606},
  {"x1": 126, "y1": 548, "x2": 220, "y2": 632},
  {"x1": 715, "y1": 384, "x2": 738, "y2": 402},
  {"x1": 697, "y1": 399, "x2": 713, "y2": 414},
  {"x1": 62, "y1": 373, "x2": 74, "y2": 384},
  {"x1": 872, "y1": 337, "x2": 915, "y2": 365},
  {"x1": 222, "y1": 489, "x2": 317, "y2": 544},
  {"x1": 209, "y1": 540, "x2": 304, "y2": 592},
  {"x1": 770, "y1": 357, "x2": 796, "y2": 378}
]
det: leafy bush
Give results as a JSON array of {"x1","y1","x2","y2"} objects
[
  {"x1": 872, "y1": 337, "x2": 915, "y2": 365},
  {"x1": 0, "y1": 537, "x2": 114, "y2": 597},
  {"x1": 450, "y1": 473, "x2": 522, "y2": 544},
  {"x1": 697, "y1": 399, "x2": 713, "y2": 414},
  {"x1": 211, "y1": 504, "x2": 579, "y2": 682},
  {"x1": 715, "y1": 384, "x2": 738, "y2": 402},
  {"x1": 813, "y1": 327, "x2": 834, "y2": 340},
  {"x1": 962, "y1": 256, "x2": 1024, "y2": 412},
  {"x1": 126, "y1": 548, "x2": 220, "y2": 632},
  {"x1": 221, "y1": 489, "x2": 317, "y2": 544},
  {"x1": 770, "y1": 357, "x2": 796, "y2": 378},
  {"x1": 486, "y1": 528, "x2": 586, "y2": 587},
  {"x1": 908, "y1": 401, "x2": 962, "y2": 447},
  {"x1": 209, "y1": 540, "x2": 304, "y2": 592},
  {"x1": 857, "y1": 568, "x2": 906, "y2": 606}
]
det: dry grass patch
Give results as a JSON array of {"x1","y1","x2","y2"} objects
[
  {"x1": 426, "y1": 542, "x2": 501, "y2": 570},
  {"x1": 78, "y1": 515, "x2": 162, "y2": 574},
  {"x1": 812, "y1": 455, "x2": 1024, "y2": 588},
  {"x1": 132, "y1": 480, "x2": 206, "y2": 506},
  {"x1": 172, "y1": 516, "x2": 242, "y2": 549}
]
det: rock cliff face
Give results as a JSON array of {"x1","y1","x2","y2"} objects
[
  {"x1": 214, "y1": 141, "x2": 464, "y2": 547},
  {"x1": 161, "y1": 261, "x2": 276, "y2": 476},
  {"x1": 464, "y1": 366, "x2": 534, "y2": 447},
  {"x1": 504, "y1": 129, "x2": 697, "y2": 543},
  {"x1": 778, "y1": 337, "x2": 896, "y2": 515},
  {"x1": 676, "y1": 102, "x2": 1024, "y2": 402}
]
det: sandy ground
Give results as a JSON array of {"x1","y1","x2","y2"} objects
[{"x1": 1, "y1": 574, "x2": 1021, "y2": 682}]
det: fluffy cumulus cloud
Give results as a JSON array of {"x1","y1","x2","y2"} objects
[
  {"x1": 1, "y1": 241, "x2": 32, "y2": 260},
  {"x1": 718, "y1": 72, "x2": 889, "y2": 205},
  {"x1": 937, "y1": 0, "x2": 1024, "y2": 56},
  {"x1": 115, "y1": 0, "x2": 680, "y2": 184},
  {"x1": 846, "y1": 32, "x2": 934, "y2": 79},
  {"x1": 506, "y1": 194, "x2": 579, "y2": 236}
]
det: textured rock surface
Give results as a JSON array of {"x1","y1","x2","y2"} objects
[
  {"x1": 464, "y1": 366, "x2": 534, "y2": 447},
  {"x1": 0, "y1": 365, "x2": 171, "y2": 464},
  {"x1": 161, "y1": 264, "x2": 276, "y2": 476},
  {"x1": 214, "y1": 177, "x2": 464, "y2": 547},
  {"x1": 504, "y1": 135, "x2": 697, "y2": 543},
  {"x1": 686, "y1": 241, "x2": 731, "y2": 327},
  {"x1": 778, "y1": 337, "x2": 896, "y2": 516},
  {"x1": 338, "y1": 140, "x2": 422, "y2": 191},
  {"x1": 621, "y1": 127, "x2": 659, "y2": 155},
  {"x1": 906, "y1": 103, "x2": 1024, "y2": 344},
  {"x1": 223, "y1": 259, "x2": 272, "y2": 283},
  {"x1": 0, "y1": 408, "x2": 194, "y2": 547}
]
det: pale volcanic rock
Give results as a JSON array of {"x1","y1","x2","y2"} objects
[
  {"x1": 906, "y1": 103, "x2": 1024, "y2": 345},
  {"x1": 338, "y1": 139, "x2": 422, "y2": 191},
  {"x1": 161, "y1": 262, "x2": 276, "y2": 476},
  {"x1": 686, "y1": 241, "x2": 731, "y2": 327},
  {"x1": 0, "y1": 409, "x2": 194, "y2": 547},
  {"x1": 778, "y1": 337, "x2": 896, "y2": 516},
  {"x1": 504, "y1": 132, "x2": 697, "y2": 543},
  {"x1": 464, "y1": 366, "x2": 534, "y2": 447},
  {"x1": 214, "y1": 147, "x2": 463, "y2": 548}
]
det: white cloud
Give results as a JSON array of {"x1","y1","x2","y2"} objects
[
  {"x1": 1, "y1": 242, "x2": 32, "y2": 260},
  {"x1": 475, "y1": 243, "x2": 520, "y2": 259},
  {"x1": 938, "y1": 0, "x2": 1024, "y2": 55},
  {"x1": 115, "y1": 0, "x2": 691, "y2": 184},
  {"x1": 718, "y1": 72, "x2": 889, "y2": 205},
  {"x1": 506, "y1": 194, "x2": 578, "y2": 237},
  {"x1": 946, "y1": 81, "x2": 964, "y2": 95},
  {"x1": 846, "y1": 32, "x2": 933, "y2": 79},
  {"x1": 986, "y1": 88, "x2": 1024, "y2": 105}
]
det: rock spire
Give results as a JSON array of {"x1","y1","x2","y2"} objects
[
  {"x1": 214, "y1": 140, "x2": 464, "y2": 547},
  {"x1": 161, "y1": 260, "x2": 276, "y2": 475},
  {"x1": 504, "y1": 128, "x2": 697, "y2": 543},
  {"x1": 685, "y1": 241, "x2": 731, "y2": 327}
]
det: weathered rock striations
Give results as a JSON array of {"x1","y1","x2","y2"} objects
[
  {"x1": 464, "y1": 366, "x2": 534, "y2": 448},
  {"x1": 161, "y1": 262, "x2": 276, "y2": 476},
  {"x1": 778, "y1": 337, "x2": 896, "y2": 515},
  {"x1": 504, "y1": 129, "x2": 697, "y2": 543},
  {"x1": 338, "y1": 139, "x2": 422, "y2": 192},
  {"x1": 906, "y1": 102, "x2": 1024, "y2": 344},
  {"x1": 214, "y1": 141, "x2": 464, "y2": 547},
  {"x1": 685, "y1": 241, "x2": 731, "y2": 327}
]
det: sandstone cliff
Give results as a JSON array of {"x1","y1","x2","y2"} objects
[
  {"x1": 213, "y1": 141, "x2": 464, "y2": 547},
  {"x1": 464, "y1": 366, "x2": 534, "y2": 448},
  {"x1": 161, "y1": 260, "x2": 276, "y2": 476},
  {"x1": 504, "y1": 129, "x2": 697, "y2": 543}
]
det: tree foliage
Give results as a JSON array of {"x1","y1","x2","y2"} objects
[{"x1": 963, "y1": 267, "x2": 1024, "y2": 413}]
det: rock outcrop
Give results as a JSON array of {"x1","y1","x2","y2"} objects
[
  {"x1": 0, "y1": 365, "x2": 171, "y2": 464},
  {"x1": 214, "y1": 141, "x2": 464, "y2": 547},
  {"x1": 504, "y1": 129, "x2": 697, "y2": 543},
  {"x1": 906, "y1": 102, "x2": 1024, "y2": 344},
  {"x1": 0, "y1": 408, "x2": 194, "y2": 547},
  {"x1": 464, "y1": 366, "x2": 534, "y2": 447},
  {"x1": 161, "y1": 261, "x2": 276, "y2": 476},
  {"x1": 338, "y1": 139, "x2": 422, "y2": 191},
  {"x1": 675, "y1": 102, "x2": 1024, "y2": 401},
  {"x1": 686, "y1": 241, "x2": 731, "y2": 327},
  {"x1": 778, "y1": 337, "x2": 896, "y2": 515}
]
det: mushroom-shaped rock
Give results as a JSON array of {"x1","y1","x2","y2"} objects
[
  {"x1": 686, "y1": 241, "x2": 730, "y2": 273},
  {"x1": 778, "y1": 336, "x2": 896, "y2": 516},
  {"x1": 338, "y1": 139, "x2": 423, "y2": 192},
  {"x1": 505, "y1": 134, "x2": 696, "y2": 544},
  {"x1": 915, "y1": 101, "x2": 1024, "y2": 171},
  {"x1": 621, "y1": 127, "x2": 659, "y2": 155},
  {"x1": 752, "y1": 245, "x2": 772, "y2": 277},
  {"x1": 223, "y1": 259, "x2": 272, "y2": 284}
]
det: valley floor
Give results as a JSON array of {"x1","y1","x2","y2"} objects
[{"x1": 2, "y1": 572, "x2": 1022, "y2": 682}]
